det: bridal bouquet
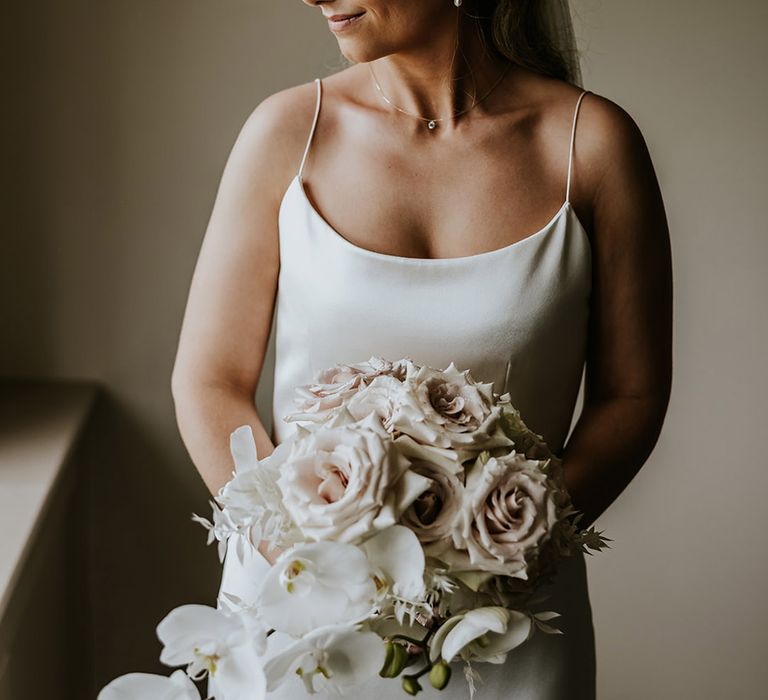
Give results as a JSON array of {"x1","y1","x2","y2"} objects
[{"x1": 99, "y1": 357, "x2": 609, "y2": 700}]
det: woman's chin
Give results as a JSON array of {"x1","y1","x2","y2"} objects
[{"x1": 337, "y1": 44, "x2": 379, "y2": 65}]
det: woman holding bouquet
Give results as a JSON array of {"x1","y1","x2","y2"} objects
[{"x1": 171, "y1": 1, "x2": 672, "y2": 698}]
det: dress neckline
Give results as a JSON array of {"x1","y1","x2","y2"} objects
[{"x1": 286, "y1": 174, "x2": 587, "y2": 265}]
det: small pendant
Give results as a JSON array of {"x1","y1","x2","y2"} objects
[{"x1": 427, "y1": 120, "x2": 436, "y2": 130}]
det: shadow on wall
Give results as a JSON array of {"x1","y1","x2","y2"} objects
[
  {"x1": 83, "y1": 389, "x2": 221, "y2": 697},
  {"x1": 0, "y1": 0, "x2": 326, "y2": 695}
]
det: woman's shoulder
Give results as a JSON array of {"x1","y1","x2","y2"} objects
[
  {"x1": 539, "y1": 81, "x2": 664, "y2": 255},
  {"x1": 227, "y1": 78, "x2": 329, "y2": 201},
  {"x1": 242, "y1": 78, "x2": 321, "y2": 148},
  {"x1": 571, "y1": 87, "x2": 651, "y2": 182},
  {"x1": 521, "y1": 69, "x2": 654, "y2": 211},
  {"x1": 525, "y1": 69, "x2": 648, "y2": 167},
  {"x1": 571, "y1": 87, "x2": 657, "y2": 218},
  {"x1": 238, "y1": 68, "x2": 366, "y2": 184},
  {"x1": 244, "y1": 67, "x2": 357, "y2": 132}
]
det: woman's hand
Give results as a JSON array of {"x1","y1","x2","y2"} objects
[{"x1": 258, "y1": 540, "x2": 284, "y2": 566}]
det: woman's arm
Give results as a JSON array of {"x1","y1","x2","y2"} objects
[
  {"x1": 170, "y1": 382, "x2": 275, "y2": 498},
  {"x1": 561, "y1": 95, "x2": 673, "y2": 530},
  {"x1": 171, "y1": 83, "x2": 317, "y2": 563}
]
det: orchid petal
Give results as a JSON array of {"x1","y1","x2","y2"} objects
[
  {"x1": 362, "y1": 526, "x2": 425, "y2": 599},
  {"x1": 156, "y1": 605, "x2": 244, "y2": 668},
  {"x1": 209, "y1": 641, "x2": 267, "y2": 700},
  {"x1": 256, "y1": 542, "x2": 376, "y2": 636},
  {"x1": 97, "y1": 670, "x2": 200, "y2": 700},
  {"x1": 440, "y1": 608, "x2": 508, "y2": 663},
  {"x1": 264, "y1": 624, "x2": 384, "y2": 695},
  {"x1": 229, "y1": 425, "x2": 259, "y2": 474}
]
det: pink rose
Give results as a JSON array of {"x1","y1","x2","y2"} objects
[
  {"x1": 400, "y1": 460, "x2": 464, "y2": 555},
  {"x1": 275, "y1": 412, "x2": 430, "y2": 544},
  {"x1": 284, "y1": 356, "x2": 408, "y2": 424},
  {"x1": 449, "y1": 453, "x2": 559, "y2": 580},
  {"x1": 389, "y1": 361, "x2": 514, "y2": 451}
]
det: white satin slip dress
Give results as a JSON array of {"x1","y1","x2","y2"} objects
[{"x1": 214, "y1": 78, "x2": 595, "y2": 700}]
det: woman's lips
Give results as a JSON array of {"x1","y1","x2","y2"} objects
[{"x1": 327, "y1": 12, "x2": 365, "y2": 32}]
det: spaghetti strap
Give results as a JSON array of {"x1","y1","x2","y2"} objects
[
  {"x1": 565, "y1": 89, "x2": 590, "y2": 204},
  {"x1": 298, "y1": 78, "x2": 322, "y2": 183}
]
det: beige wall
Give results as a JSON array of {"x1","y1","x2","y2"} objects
[
  {"x1": 571, "y1": 1, "x2": 768, "y2": 697},
  {"x1": 1, "y1": 0, "x2": 328, "y2": 693},
  {"x1": 2, "y1": 0, "x2": 766, "y2": 697}
]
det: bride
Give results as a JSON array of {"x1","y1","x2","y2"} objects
[{"x1": 171, "y1": 1, "x2": 672, "y2": 698}]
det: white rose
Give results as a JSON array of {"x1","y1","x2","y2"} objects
[
  {"x1": 389, "y1": 361, "x2": 514, "y2": 451},
  {"x1": 276, "y1": 411, "x2": 431, "y2": 544},
  {"x1": 344, "y1": 374, "x2": 407, "y2": 429},
  {"x1": 284, "y1": 356, "x2": 408, "y2": 424}
]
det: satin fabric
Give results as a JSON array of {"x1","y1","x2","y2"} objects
[{"x1": 213, "y1": 78, "x2": 596, "y2": 699}]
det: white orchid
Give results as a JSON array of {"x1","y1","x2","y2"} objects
[
  {"x1": 264, "y1": 623, "x2": 386, "y2": 695},
  {"x1": 97, "y1": 669, "x2": 200, "y2": 700},
  {"x1": 156, "y1": 604, "x2": 267, "y2": 698},
  {"x1": 100, "y1": 358, "x2": 610, "y2": 699},
  {"x1": 363, "y1": 525, "x2": 426, "y2": 600},
  {"x1": 205, "y1": 642, "x2": 268, "y2": 700},
  {"x1": 429, "y1": 606, "x2": 532, "y2": 665},
  {"x1": 256, "y1": 540, "x2": 377, "y2": 637},
  {"x1": 361, "y1": 525, "x2": 428, "y2": 623}
]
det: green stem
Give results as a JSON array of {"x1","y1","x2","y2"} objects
[
  {"x1": 422, "y1": 620, "x2": 438, "y2": 646},
  {"x1": 390, "y1": 634, "x2": 426, "y2": 646},
  {"x1": 406, "y1": 663, "x2": 433, "y2": 680}
]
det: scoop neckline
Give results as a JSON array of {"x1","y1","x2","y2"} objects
[{"x1": 288, "y1": 174, "x2": 580, "y2": 265}]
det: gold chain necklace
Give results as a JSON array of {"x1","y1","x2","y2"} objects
[{"x1": 368, "y1": 62, "x2": 511, "y2": 130}]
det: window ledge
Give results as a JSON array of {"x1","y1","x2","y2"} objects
[{"x1": 0, "y1": 379, "x2": 99, "y2": 625}]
